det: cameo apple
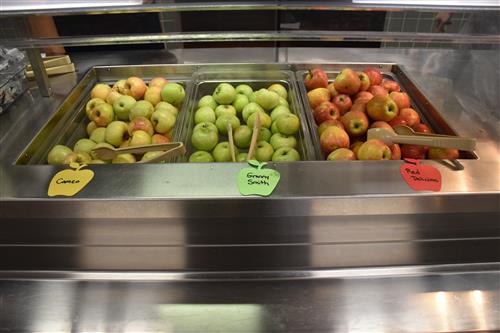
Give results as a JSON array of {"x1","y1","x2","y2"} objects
[
  {"x1": 47, "y1": 145, "x2": 73, "y2": 165},
  {"x1": 327, "y1": 148, "x2": 356, "y2": 161},
  {"x1": 161, "y1": 82, "x2": 185, "y2": 107}
]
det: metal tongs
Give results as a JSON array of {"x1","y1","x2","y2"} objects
[
  {"x1": 367, "y1": 125, "x2": 476, "y2": 151},
  {"x1": 91, "y1": 142, "x2": 186, "y2": 163}
]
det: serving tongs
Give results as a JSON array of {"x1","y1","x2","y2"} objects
[
  {"x1": 91, "y1": 142, "x2": 186, "y2": 163},
  {"x1": 367, "y1": 125, "x2": 476, "y2": 151}
]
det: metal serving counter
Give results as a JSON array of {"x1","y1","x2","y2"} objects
[{"x1": 0, "y1": 48, "x2": 499, "y2": 332}]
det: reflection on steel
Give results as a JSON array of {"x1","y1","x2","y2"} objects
[{"x1": 25, "y1": 48, "x2": 52, "y2": 97}]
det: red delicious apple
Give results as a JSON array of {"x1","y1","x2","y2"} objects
[
  {"x1": 369, "y1": 85, "x2": 389, "y2": 97},
  {"x1": 390, "y1": 143, "x2": 402, "y2": 160},
  {"x1": 358, "y1": 71, "x2": 371, "y2": 91},
  {"x1": 357, "y1": 139, "x2": 392, "y2": 160},
  {"x1": 389, "y1": 116, "x2": 408, "y2": 127},
  {"x1": 363, "y1": 67, "x2": 383, "y2": 86},
  {"x1": 332, "y1": 94, "x2": 352, "y2": 116},
  {"x1": 341, "y1": 111, "x2": 369, "y2": 137},
  {"x1": 318, "y1": 119, "x2": 345, "y2": 136},
  {"x1": 367, "y1": 95, "x2": 399, "y2": 122},
  {"x1": 389, "y1": 91, "x2": 411, "y2": 110},
  {"x1": 414, "y1": 123, "x2": 432, "y2": 133},
  {"x1": 370, "y1": 121, "x2": 394, "y2": 132},
  {"x1": 354, "y1": 91, "x2": 374, "y2": 104},
  {"x1": 382, "y1": 80, "x2": 401, "y2": 92},
  {"x1": 320, "y1": 126, "x2": 350, "y2": 154},
  {"x1": 314, "y1": 101, "x2": 340, "y2": 125},
  {"x1": 307, "y1": 88, "x2": 330, "y2": 109},
  {"x1": 327, "y1": 82, "x2": 338, "y2": 98},
  {"x1": 428, "y1": 147, "x2": 459, "y2": 160},
  {"x1": 399, "y1": 108, "x2": 421, "y2": 128},
  {"x1": 334, "y1": 68, "x2": 361, "y2": 95},
  {"x1": 401, "y1": 144, "x2": 427, "y2": 160},
  {"x1": 304, "y1": 69, "x2": 329, "y2": 90}
]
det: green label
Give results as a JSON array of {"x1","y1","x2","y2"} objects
[{"x1": 237, "y1": 160, "x2": 280, "y2": 197}]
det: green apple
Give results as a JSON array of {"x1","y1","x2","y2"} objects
[
  {"x1": 254, "y1": 141, "x2": 274, "y2": 162},
  {"x1": 194, "y1": 106, "x2": 216, "y2": 124},
  {"x1": 63, "y1": 152, "x2": 92, "y2": 165},
  {"x1": 90, "y1": 103, "x2": 114, "y2": 127},
  {"x1": 191, "y1": 123, "x2": 219, "y2": 151},
  {"x1": 198, "y1": 95, "x2": 218, "y2": 110},
  {"x1": 113, "y1": 95, "x2": 136, "y2": 121},
  {"x1": 236, "y1": 152, "x2": 248, "y2": 162},
  {"x1": 90, "y1": 143, "x2": 114, "y2": 160},
  {"x1": 277, "y1": 97, "x2": 289, "y2": 107},
  {"x1": 151, "y1": 108, "x2": 176, "y2": 134},
  {"x1": 233, "y1": 125, "x2": 252, "y2": 148},
  {"x1": 47, "y1": 145, "x2": 73, "y2": 165},
  {"x1": 242, "y1": 102, "x2": 264, "y2": 123},
  {"x1": 189, "y1": 151, "x2": 214, "y2": 163},
  {"x1": 88, "y1": 159, "x2": 107, "y2": 164},
  {"x1": 271, "y1": 121, "x2": 279, "y2": 134},
  {"x1": 257, "y1": 127, "x2": 272, "y2": 142},
  {"x1": 270, "y1": 133, "x2": 297, "y2": 150},
  {"x1": 194, "y1": 121, "x2": 218, "y2": 134},
  {"x1": 232, "y1": 94, "x2": 250, "y2": 115},
  {"x1": 268, "y1": 83, "x2": 288, "y2": 99},
  {"x1": 270, "y1": 105, "x2": 291, "y2": 121},
  {"x1": 89, "y1": 127, "x2": 106, "y2": 144},
  {"x1": 155, "y1": 101, "x2": 178, "y2": 117},
  {"x1": 141, "y1": 151, "x2": 166, "y2": 163},
  {"x1": 105, "y1": 121, "x2": 129, "y2": 147},
  {"x1": 275, "y1": 113, "x2": 300, "y2": 135},
  {"x1": 212, "y1": 141, "x2": 239, "y2": 162},
  {"x1": 129, "y1": 130, "x2": 151, "y2": 147},
  {"x1": 213, "y1": 83, "x2": 236, "y2": 104},
  {"x1": 272, "y1": 147, "x2": 300, "y2": 162},
  {"x1": 86, "y1": 98, "x2": 106, "y2": 119},
  {"x1": 216, "y1": 114, "x2": 240, "y2": 135},
  {"x1": 215, "y1": 105, "x2": 237, "y2": 118},
  {"x1": 235, "y1": 84, "x2": 253, "y2": 97},
  {"x1": 247, "y1": 111, "x2": 272, "y2": 129},
  {"x1": 86, "y1": 121, "x2": 98, "y2": 136},
  {"x1": 255, "y1": 88, "x2": 279, "y2": 110},
  {"x1": 129, "y1": 100, "x2": 154, "y2": 121},
  {"x1": 161, "y1": 82, "x2": 185, "y2": 107},
  {"x1": 249, "y1": 92, "x2": 257, "y2": 103},
  {"x1": 112, "y1": 153, "x2": 136, "y2": 164},
  {"x1": 74, "y1": 138, "x2": 96, "y2": 154}
]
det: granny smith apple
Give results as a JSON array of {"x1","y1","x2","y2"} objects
[
  {"x1": 272, "y1": 147, "x2": 300, "y2": 162},
  {"x1": 257, "y1": 128, "x2": 272, "y2": 142},
  {"x1": 232, "y1": 94, "x2": 250, "y2": 114},
  {"x1": 268, "y1": 83, "x2": 288, "y2": 99},
  {"x1": 47, "y1": 145, "x2": 73, "y2": 165},
  {"x1": 198, "y1": 95, "x2": 218, "y2": 110},
  {"x1": 191, "y1": 123, "x2": 219, "y2": 151},
  {"x1": 194, "y1": 121, "x2": 218, "y2": 134},
  {"x1": 242, "y1": 102, "x2": 264, "y2": 123},
  {"x1": 254, "y1": 141, "x2": 274, "y2": 162},
  {"x1": 194, "y1": 106, "x2": 216, "y2": 124},
  {"x1": 212, "y1": 141, "x2": 239, "y2": 162},
  {"x1": 213, "y1": 83, "x2": 236, "y2": 105},
  {"x1": 74, "y1": 138, "x2": 96, "y2": 155},
  {"x1": 270, "y1": 105, "x2": 291, "y2": 121},
  {"x1": 270, "y1": 133, "x2": 297, "y2": 150},
  {"x1": 277, "y1": 97, "x2": 289, "y2": 107},
  {"x1": 129, "y1": 100, "x2": 154, "y2": 121},
  {"x1": 249, "y1": 92, "x2": 257, "y2": 103},
  {"x1": 215, "y1": 114, "x2": 240, "y2": 135},
  {"x1": 255, "y1": 88, "x2": 279, "y2": 110},
  {"x1": 89, "y1": 127, "x2": 106, "y2": 144},
  {"x1": 233, "y1": 125, "x2": 252, "y2": 148},
  {"x1": 271, "y1": 121, "x2": 279, "y2": 134},
  {"x1": 235, "y1": 84, "x2": 253, "y2": 97},
  {"x1": 247, "y1": 111, "x2": 272, "y2": 129},
  {"x1": 161, "y1": 82, "x2": 185, "y2": 107},
  {"x1": 189, "y1": 151, "x2": 215, "y2": 163},
  {"x1": 236, "y1": 152, "x2": 248, "y2": 162},
  {"x1": 215, "y1": 105, "x2": 237, "y2": 118},
  {"x1": 113, "y1": 95, "x2": 136, "y2": 121},
  {"x1": 275, "y1": 113, "x2": 300, "y2": 135}
]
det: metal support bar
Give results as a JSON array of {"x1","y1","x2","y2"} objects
[{"x1": 25, "y1": 48, "x2": 52, "y2": 97}]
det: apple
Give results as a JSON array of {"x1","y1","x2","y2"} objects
[
  {"x1": 198, "y1": 95, "x2": 218, "y2": 110},
  {"x1": 149, "y1": 77, "x2": 168, "y2": 89},
  {"x1": 194, "y1": 106, "x2": 216, "y2": 124},
  {"x1": 390, "y1": 144, "x2": 402, "y2": 160},
  {"x1": 307, "y1": 87, "x2": 330, "y2": 109},
  {"x1": 350, "y1": 141, "x2": 364, "y2": 158},
  {"x1": 161, "y1": 82, "x2": 185, "y2": 107},
  {"x1": 128, "y1": 116, "x2": 154, "y2": 136},
  {"x1": 334, "y1": 68, "x2": 361, "y2": 95},
  {"x1": 363, "y1": 67, "x2": 383, "y2": 86},
  {"x1": 152, "y1": 133, "x2": 171, "y2": 144},
  {"x1": 257, "y1": 128, "x2": 272, "y2": 142},
  {"x1": 268, "y1": 83, "x2": 288, "y2": 99},
  {"x1": 333, "y1": 94, "x2": 352, "y2": 116},
  {"x1": 354, "y1": 91, "x2": 374, "y2": 104},
  {"x1": 89, "y1": 127, "x2": 106, "y2": 144},
  {"x1": 47, "y1": 145, "x2": 73, "y2": 165},
  {"x1": 270, "y1": 105, "x2": 291, "y2": 122},
  {"x1": 401, "y1": 144, "x2": 427, "y2": 159},
  {"x1": 213, "y1": 83, "x2": 236, "y2": 105},
  {"x1": 350, "y1": 102, "x2": 367, "y2": 114},
  {"x1": 272, "y1": 147, "x2": 300, "y2": 162},
  {"x1": 255, "y1": 88, "x2": 280, "y2": 110},
  {"x1": 399, "y1": 108, "x2": 421, "y2": 128},
  {"x1": 194, "y1": 121, "x2": 218, "y2": 133},
  {"x1": 314, "y1": 101, "x2": 340, "y2": 125},
  {"x1": 428, "y1": 147, "x2": 459, "y2": 160},
  {"x1": 189, "y1": 151, "x2": 215, "y2": 163},
  {"x1": 89, "y1": 103, "x2": 115, "y2": 127},
  {"x1": 369, "y1": 85, "x2": 389, "y2": 97},
  {"x1": 278, "y1": 97, "x2": 289, "y2": 108},
  {"x1": 358, "y1": 72, "x2": 371, "y2": 91},
  {"x1": 216, "y1": 114, "x2": 241, "y2": 135},
  {"x1": 113, "y1": 95, "x2": 136, "y2": 121},
  {"x1": 90, "y1": 83, "x2": 111, "y2": 100},
  {"x1": 74, "y1": 138, "x2": 96, "y2": 155},
  {"x1": 232, "y1": 94, "x2": 250, "y2": 114},
  {"x1": 129, "y1": 100, "x2": 154, "y2": 121},
  {"x1": 233, "y1": 125, "x2": 253, "y2": 148},
  {"x1": 129, "y1": 130, "x2": 151, "y2": 147},
  {"x1": 120, "y1": 139, "x2": 130, "y2": 148},
  {"x1": 191, "y1": 122, "x2": 219, "y2": 151},
  {"x1": 112, "y1": 153, "x2": 136, "y2": 164},
  {"x1": 112, "y1": 79, "x2": 127, "y2": 94},
  {"x1": 242, "y1": 102, "x2": 264, "y2": 123},
  {"x1": 327, "y1": 82, "x2": 338, "y2": 98},
  {"x1": 327, "y1": 148, "x2": 356, "y2": 161},
  {"x1": 155, "y1": 101, "x2": 178, "y2": 117},
  {"x1": 88, "y1": 159, "x2": 106, "y2": 164},
  {"x1": 235, "y1": 84, "x2": 253, "y2": 98},
  {"x1": 90, "y1": 143, "x2": 114, "y2": 160},
  {"x1": 370, "y1": 121, "x2": 394, "y2": 132},
  {"x1": 247, "y1": 111, "x2": 272, "y2": 129},
  {"x1": 318, "y1": 119, "x2": 344, "y2": 136},
  {"x1": 414, "y1": 123, "x2": 432, "y2": 133},
  {"x1": 212, "y1": 141, "x2": 239, "y2": 162},
  {"x1": 215, "y1": 105, "x2": 237, "y2": 118},
  {"x1": 388, "y1": 116, "x2": 408, "y2": 127},
  {"x1": 367, "y1": 95, "x2": 399, "y2": 122},
  {"x1": 389, "y1": 91, "x2": 410, "y2": 110},
  {"x1": 151, "y1": 108, "x2": 176, "y2": 134},
  {"x1": 270, "y1": 133, "x2": 297, "y2": 150},
  {"x1": 125, "y1": 77, "x2": 147, "y2": 100},
  {"x1": 237, "y1": 152, "x2": 248, "y2": 162},
  {"x1": 254, "y1": 141, "x2": 274, "y2": 162},
  {"x1": 141, "y1": 151, "x2": 166, "y2": 163},
  {"x1": 275, "y1": 113, "x2": 300, "y2": 135},
  {"x1": 249, "y1": 92, "x2": 257, "y2": 103},
  {"x1": 144, "y1": 86, "x2": 162, "y2": 106},
  {"x1": 271, "y1": 121, "x2": 279, "y2": 134},
  {"x1": 105, "y1": 90, "x2": 122, "y2": 105},
  {"x1": 304, "y1": 69, "x2": 329, "y2": 90},
  {"x1": 382, "y1": 80, "x2": 401, "y2": 92},
  {"x1": 86, "y1": 121, "x2": 98, "y2": 136},
  {"x1": 320, "y1": 126, "x2": 350, "y2": 154},
  {"x1": 341, "y1": 111, "x2": 369, "y2": 137},
  {"x1": 63, "y1": 152, "x2": 92, "y2": 165},
  {"x1": 357, "y1": 139, "x2": 392, "y2": 160},
  {"x1": 86, "y1": 98, "x2": 106, "y2": 119},
  {"x1": 105, "y1": 121, "x2": 129, "y2": 147}
]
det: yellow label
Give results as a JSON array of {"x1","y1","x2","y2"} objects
[{"x1": 48, "y1": 162, "x2": 94, "y2": 197}]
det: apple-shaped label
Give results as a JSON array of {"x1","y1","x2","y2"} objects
[
  {"x1": 400, "y1": 158, "x2": 441, "y2": 192},
  {"x1": 48, "y1": 162, "x2": 95, "y2": 197},
  {"x1": 238, "y1": 160, "x2": 280, "y2": 197}
]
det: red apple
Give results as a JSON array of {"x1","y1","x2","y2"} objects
[
  {"x1": 318, "y1": 119, "x2": 345, "y2": 136},
  {"x1": 125, "y1": 76, "x2": 147, "y2": 100},
  {"x1": 369, "y1": 85, "x2": 389, "y2": 97},
  {"x1": 354, "y1": 91, "x2": 374, "y2": 104},
  {"x1": 304, "y1": 69, "x2": 329, "y2": 90},
  {"x1": 390, "y1": 143, "x2": 402, "y2": 160},
  {"x1": 327, "y1": 148, "x2": 356, "y2": 161},
  {"x1": 91, "y1": 83, "x2": 111, "y2": 100},
  {"x1": 332, "y1": 94, "x2": 352, "y2": 116},
  {"x1": 358, "y1": 71, "x2": 371, "y2": 91},
  {"x1": 350, "y1": 141, "x2": 364, "y2": 158},
  {"x1": 320, "y1": 126, "x2": 350, "y2": 154},
  {"x1": 382, "y1": 80, "x2": 401, "y2": 93},
  {"x1": 327, "y1": 82, "x2": 338, "y2": 98},
  {"x1": 128, "y1": 116, "x2": 154, "y2": 136},
  {"x1": 149, "y1": 77, "x2": 168, "y2": 89},
  {"x1": 363, "y1": 67, "x2": 383, "y2": 86},
  {"x1": 399, "y1": 108, "x2": 421, "y2": 128},
  {"x1": 401, "y1": 144, "x2": 427, "y2": 160},
  {"x1": 308, "y1": 88, "x2": 331, "y2": 109},
  {"x1": 428, "y1": 147, "x2": 459, "y2": 160},
  {"x1": 389, "y1": 116, "x2": 408, "y2": 127},
  {"x1": 314, "y1": 101, "x2": 340, "y2": 125},
  {"x1": 389, "y1": 91, "x2": 411, "y2": 110},
  {"x1": 152, "y1": 133, "x2": 171, "y2": 144},
  {"x1": 350, "y1": 102, "x2": 367, "y2": 114},
  {"x1": 414, "y1": 123, "x2": 432, "y2": 134},
  {"x1": 341, "y1": 111, "x2": 369, "y2": 137},
  {"x1": 370, "y1": 121, "x2": 394, "y2": 132},
  {"x1": 357, "y1": 139, "x2": 392, "y2": 160},
  {"x1": 367, "y1": 95, "x2": 399, "y2": 122},
  {"x1": 334, "y1": 68, "x2": 361, "y2": 95}
]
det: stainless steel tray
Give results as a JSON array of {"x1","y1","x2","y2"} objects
[{"x1": 295, "y1": 63, "x2": 477, "y2": 160}]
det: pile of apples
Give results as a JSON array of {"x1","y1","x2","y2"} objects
[
  {"x1": 188, "y1": 82, "x2": 302, "y2": 162},
  {"x1": 47, "y1": 76, "x2": 185, "y2": 164},
  {"x1": 305, "y1": 67, "x2": 459, "y2": 160}
]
